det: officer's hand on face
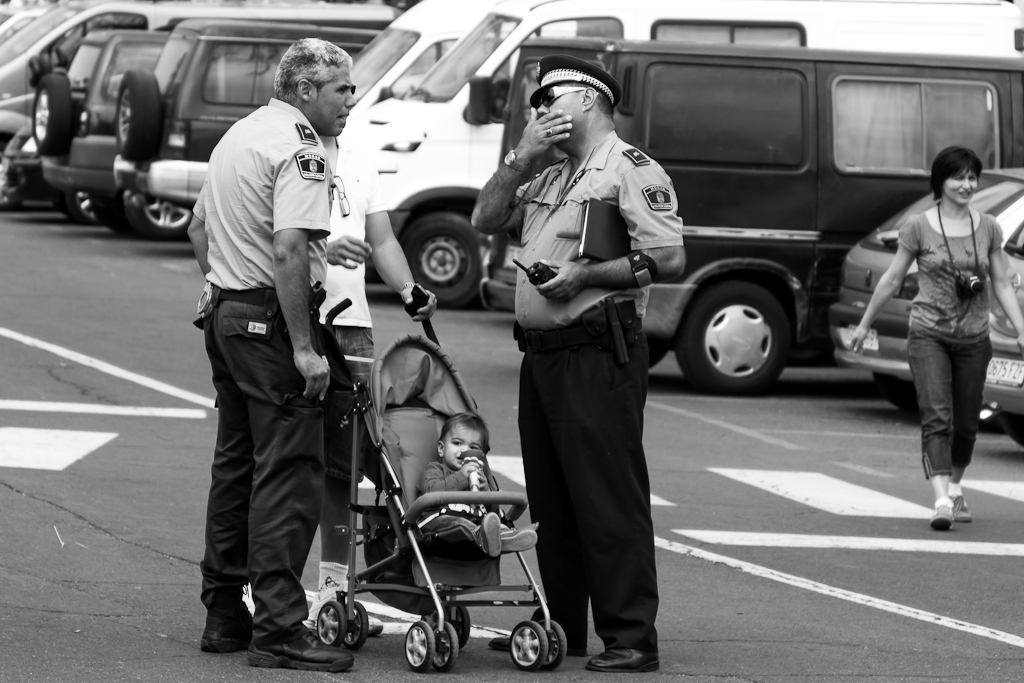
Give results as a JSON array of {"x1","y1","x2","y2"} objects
[
  {"x1": 517, "y1": 108, "x2": 573, "y2": 164},
  {"x1": 401, "y1": 286, "x2": 437, "y2": 321},
  {"x1": 294, "y1": 348, "x2": 330, "y2": 401},
  {"x1": 536, "y1": 259, "x2": 586, "y2": 301},
  {"x1": 327, "y1": 236, "x2": 372, "y2": 268}
]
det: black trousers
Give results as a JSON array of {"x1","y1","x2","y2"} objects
[
  {"x1": 200, "y1": 295, "x2": 324, "y2": 646},
  {"x1": 518, "y1": 332, "x2": 659, "y2": 653}
]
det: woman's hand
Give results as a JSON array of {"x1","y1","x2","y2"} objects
[{"x1": 848, "y1": 324, "x2": 869, "y2": 354}]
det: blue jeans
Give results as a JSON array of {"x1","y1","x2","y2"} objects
[{"x1": 907, "y1": 327, "x2": 992, "y2": 478}]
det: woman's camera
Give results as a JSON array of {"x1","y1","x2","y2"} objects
[{"x1": 955, "y1": 271, "x2": 984, "y2": 299}]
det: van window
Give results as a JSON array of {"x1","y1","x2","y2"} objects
[
  {"x1": 834, "y1": 78, "x2": 998, "y2": 175},
  {"x1": 203, "y1": 43, "x2": 261, "y2": 105},
  {"x1": 644, "y1": 64, "x2": 806, "y2": 166},
  {"x1": 101, "y1": 41, "x2": 164, "y2": 102},
  {"x1": 85, "y1": 13, "x2": 146, "y2": 33},
  {"x1": 351, "y1": 27, "x2": 420, "y2": 101},
  {"x1": 406, "y1": 12, "x2": 520, "y2": 103},
  {"x1": 0, "y1": 5, "x2": 82, "y2": 64},
  {"x1": 654, "y1": 22, "x2": 803, "y2": 47},
  {"x1": 154, "y1": 32, "x2": 197, "y2": 93},
  {"x1": 66, "y1": 43, "x2": 100, "y2": 90},
  {"x1": 536, "y1": 18, "x2": 623, "y2": 39},
  {"x1": 390, "y1": 38, "x2": 457, "y2": 99}
]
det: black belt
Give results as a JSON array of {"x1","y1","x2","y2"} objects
[
  {"x1": 217, "y1": 287, "x2": 272, "y2": 306},
  {"x1": 515, "y1": 300, "x2": 640, "y2": 353}
]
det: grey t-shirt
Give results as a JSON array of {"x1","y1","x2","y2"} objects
[{"x1": 899, "y1": 212, "x2": 1002, "y2": 342}]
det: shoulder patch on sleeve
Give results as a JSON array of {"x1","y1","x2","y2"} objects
[
  {"x1": 295, "y1": 123, "x2": 319, "y2": 146},
  {"x1": 622, "y1": 148, "x2": 650, "y2": 166},
  {"x1": 295, "y1": 152, "x2": 326, "y2": 181},
  {"x1": 642, "y1": 185, "x2": 673, "y2": 212}
]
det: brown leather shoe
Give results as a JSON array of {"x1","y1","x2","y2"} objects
[
  {"x1": 200, "y1": 588, "x2": 253, "y2": 653},
  {"x1": 585, "y1": 647, "x2": 660, "y2": 672},
  {"x1": 247, "y1": 632, "x2": 354, "y2": 671}
]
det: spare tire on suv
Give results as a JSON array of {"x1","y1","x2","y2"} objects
[
  {"x1": 33, "y1": 73, "x2": 73, "y2": 156},
  {"x1": 116, "y1": 70, "x2": 162, "y2": 162}
]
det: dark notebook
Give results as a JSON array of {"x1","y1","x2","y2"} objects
[{"x1": 579, "y1": 199, "x2": 631, "y2": 261}]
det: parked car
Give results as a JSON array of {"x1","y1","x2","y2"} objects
[
  {"x1": 0, "y1": 122, "x2": 61, "y2": 210},
  {"x1": 987, "y1": 223, "x2": 1024, "y2": 445},
  {"x1": 343, "y1": 0, "x2": 1024, "y2": 309},
  {"x1": 479, "y1": 36, "x2": 1024, "y2": 395},
  {"x1": 829, "y1": 172, "x2": 1024, "y2": 411},
  {"x1": 0, "y1": 0, "x2": 397, "y2": 149},
  {"x1": 111, "y1": 19, "x2": 376, "y2": 240},
  {"x1": 33, "y1": 29, "x2": 166, "y2": 232}
]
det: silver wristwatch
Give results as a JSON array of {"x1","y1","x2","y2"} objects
[{"x1": 503, "y1": 149, "x2": 528, "y2": 172}]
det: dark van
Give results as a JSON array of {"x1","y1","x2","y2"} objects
[
  {"x1": 477, "y1": 36, "x2": 1024, "y2": 395},
  {"x1": 112, "y1": 19, "x2": 376, "y2": 239}
]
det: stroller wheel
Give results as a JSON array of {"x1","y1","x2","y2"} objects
[
  {"x1": 452, "y1": 606, "x2": 471, "y2": 649},
  {"x1": 432, "y1": 622, "x2": 460, "y2": 672},
  {"x1": 509, "y1": 620, "x2": 549, "y2": 672},
  {"x1": 405, "y1": 620, "x2": 436, "y2": 673},
  {"x1": 317, "y1": 600, "x2": 348, "y2": 647},
  {"x1": 343, "y1": 601, "x2": 369, "y2": 651},
  {"x1": 541, "y1": 620, "x2": 567, "y2": 671}
]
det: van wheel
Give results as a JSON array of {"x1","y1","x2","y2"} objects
[
  {"x1": 401, "y1": 211, "x2": 481, "y2": 309},
  {"x1": 872, "y1": 373, "x2": 918, "y2": 412},
  {"x1": 124, "y1": 191, "x2": 190, "y2": 240},
  {"x1": 997, "y1": 412, "x2": 1024, "y2": 448},
  {"x1": 34, "y1": 73, "x2": 73, "y2": 156},
  {"x1": 117, "y1": 70, "x2": 162, "y2": 162},
  {"x1": 676, "y1": 282, "x2": 790, "y2": 395},
  {"x1": 63, "y1": 190, "x2": 97, "y2": 225},
  {"x1": 90, "y1": 194, "x2": 133, "y2": 234}
]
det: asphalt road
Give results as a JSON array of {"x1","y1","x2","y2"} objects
[{"x1": 3, "y1": 208, "x2": 1024, "y2": 682}]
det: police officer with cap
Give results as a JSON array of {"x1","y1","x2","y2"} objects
[
  {"x1": 472, "y1": 55, "x2": 685, "y2": 672},
  {"x1": 186, "y1": 38, "x2": 355, "y2": 673}
]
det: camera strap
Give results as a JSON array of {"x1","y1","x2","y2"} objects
[{"x1": 936, "y1": 205, "x2": 980, "y2": 277}]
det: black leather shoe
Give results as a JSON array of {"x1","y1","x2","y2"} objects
[
  {"x1": 585, "y1": 648, "x2": 660, "y2": 672},
  {"x1": 489, "y1": 635, "x2": 587, "y2": 657},
  {"x1": 200, "y1": 588, "x2": 253, "y2": 653},
  {"x1": 247, "y1": 632, "x2": 354, "y2": 672}
]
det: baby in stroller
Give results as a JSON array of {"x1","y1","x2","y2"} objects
[{"x1": 417, "y1": 413, "x2": 537, "y2": 558}]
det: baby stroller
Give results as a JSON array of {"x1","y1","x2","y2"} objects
[{"x1": 313, "y1": 318, "x2": 566, "y2": 673}]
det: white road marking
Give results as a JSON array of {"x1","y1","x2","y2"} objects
[
  {"x1": 655, "y1": 536, "x2": 1024, "y2": 649},
  {"x1": 962, "y1": 480, "x2": 1024, "y2": 503},
  {"x1": 766, "y1": 430, "x2": 918, "y2": 440},
  {"x1": 832, "y1": 462, "x2": 895, "y2": 478},
  {"x1": 0, "y1": 400, "x2": 206, "y2": 419},
  {"x1": 673, "y1": 530, "x2": 1024, "y2": 556},
  {"x1": 488, "y1": 455, "x2": 675, "y2": 506},
  {"x1": 647, "y1": 400, "x2": 804, "y2": 450},
  {"x1": 0, "y1": 427, "x2": 117, "y2": 470},
  {"x1": 709, "y1": 468, "x2": 932, "y2": 518},
  {"x1": 0, "y1": 327, "x2": 215, "y2": 409}
]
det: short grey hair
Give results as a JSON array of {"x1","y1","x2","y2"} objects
[{"x1": 274, "y1": 38, "x2": 352, "y2": 102}]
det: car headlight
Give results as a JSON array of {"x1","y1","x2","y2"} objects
[{"x1": 20, "y1": 136, "x2": 37, "y2": 153}]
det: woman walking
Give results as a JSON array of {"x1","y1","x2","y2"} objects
[{"x1": 850, "y1": 145, "x2": 1024, "y2": 530}]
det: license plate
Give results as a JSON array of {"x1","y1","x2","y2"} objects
[
  {"x1": 503, "y1": 245, "x2": 522, "y2": 270},
  {"x1": 987, "y1": 357, "x2": 1024, "y2": 387},
  {"x1": 839, "y1": 326, "x2": 878, "y2": 352}
]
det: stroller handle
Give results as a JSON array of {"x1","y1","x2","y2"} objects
[
  {"x1": 325, "y1": 298, "x2": 353, "y2": 326},
  {"x1": 403, "y1": 284, "x2": 439, "y2": 345},
  {"x1": 404, "y1": 491, "x2": 529, "y2": 526}
]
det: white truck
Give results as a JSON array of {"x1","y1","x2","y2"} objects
[{"x1": 348, "y1": 0, "x2": 1024, "y2": 307}]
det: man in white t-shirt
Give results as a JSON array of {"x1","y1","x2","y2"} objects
[{"x1": 306, "y1": 135, "x2": 437, "y2": 632}]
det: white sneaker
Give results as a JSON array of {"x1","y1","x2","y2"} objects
[{"x1": 304, "y1": 578, "x2": 345, "y2": 631}]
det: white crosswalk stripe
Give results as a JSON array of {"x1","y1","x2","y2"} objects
[
  {"x1": 709, "y1": 468, "x2": 932, "y2": 518},
  {"x1": 962, "y1": 480, "x2": 1024, "y2": 503},
  {"x1": 0, "y1": 427, "x2": 117, "y2": 471},
  {"x1": 673, "y1": 530, "x2": 1024, "y2": 556}
]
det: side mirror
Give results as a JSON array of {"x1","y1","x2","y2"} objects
[
  {"x1": 464, "y1": 75, "x2": 491, "y2": 126},
  {"x1": 377, "y1": 84, "x2": 393, "y2": 103}
]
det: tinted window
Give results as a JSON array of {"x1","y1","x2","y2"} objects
[
  {"x1": 101, "y1": 41, "x2": 164, "y2": 102},
  {"x1": 645, "y1": 64, "x2": 806, "y2": 166},
  {"x1": 834, "y1": 78, "x2": 999, "y2": 175},
  {"x1": 66, "y1": 43, "x2": 101, "y2": 89},
  {"x1": 655, "y1": 22, "x2": 803, "y2": 46},
  {"x1": 253, "y1": 43, "x2": 288, "y2": 105},
  {"x1": 536, "y1": 18, "x2": 623, "y2": 39},
  {"x1": 85, "y1": 13, "x2": 146, "y2": 32},
  {"x1": 203, "y1": 42, "x2": 260, "y2": 105},
  {"x1": 154, "y1": 32, "x2": 197, "y2": 93}
]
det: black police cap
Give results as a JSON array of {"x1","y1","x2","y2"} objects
[{"x1": 529, "y1": 54, "x2": 621, "y2": 109}]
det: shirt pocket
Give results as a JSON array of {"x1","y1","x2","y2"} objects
[{"x1": 554, "y1": 198, "x2": 587, "y2": 240}]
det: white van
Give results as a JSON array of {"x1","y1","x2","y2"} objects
[
  {"x1": 349, "y1": 0, "x2": 496, "y2": 117},
  {"x1": 348, "y1": 0, "x2": 1024, "y2": 307},
  {"x1": 0, "y1": 0, "x2": 397, "y2": 144}
]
